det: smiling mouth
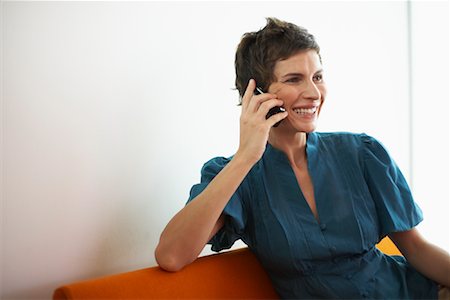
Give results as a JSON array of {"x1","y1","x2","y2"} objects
[{"x1": 293, "y1": 107, "x2": 318, "y2": 115}]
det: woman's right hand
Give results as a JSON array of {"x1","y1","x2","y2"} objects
[{"x1": 236, "y1": 79, "x2": 287, "y2": 164}]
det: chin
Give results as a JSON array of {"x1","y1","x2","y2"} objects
[
  {"x1": 301, "y1": 128, "x2": 317, "y2": 133},
  {"x1": 282, "y1": 112, "x2": 320, "y2": 133},
  {"x1": 292, "y1": 122, "x2": 318, "y2": 133}
]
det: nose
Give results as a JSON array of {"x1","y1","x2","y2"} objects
[{"x1": 302, "y1": 80, "x2": 321, "y2": 100}]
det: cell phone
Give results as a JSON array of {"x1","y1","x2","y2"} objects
[{"x1": 255, "y1": 87, "x2": 285, "y2": 127}]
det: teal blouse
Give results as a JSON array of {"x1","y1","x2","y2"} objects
[{"x1": 187, "y1": 132, "x2": 438, "y2": 299}]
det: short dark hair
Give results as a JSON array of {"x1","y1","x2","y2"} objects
[{"x1": 234, "y1": 17, "x2": 321, "y2": 100}]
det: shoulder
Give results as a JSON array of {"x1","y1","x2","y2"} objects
[
  {"x1": 312, "y1": 132, "x2": 390, "y2": 164},
  {"x1": 200, "y1": 156, "x2": 233, "y2": 179},
  {"x1": 314, "y1": 131, "x2": 385, "y2": 147},
  {"x1": 321, "y1": 132, "x2": 398, "y2": 174},
  {"x1": 313, "y1": 131, "x2": 369, "y2": 151}
]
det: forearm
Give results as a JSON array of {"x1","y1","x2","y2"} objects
[
  {"x1": 390, "y1": 230, "x2": 450, "y2": 287},
  {"x1": 407, "y1": 241, "x2": 450, "y2": 287},
  {"x1": 155, "y1": 154, "x2": 254, "y2": 271}
]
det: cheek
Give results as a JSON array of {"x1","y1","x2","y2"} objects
[
  {"x1": 277, "y1": 86, "x2": 299, "y2": 104},
  {"x1": 317, "y1": 85, "x2": 327, "y2": 113},
  {"x1": 318, "y1": 85, "x2": 327, "y2": 101},
  {"x1": 318, "y1": 85, "x2": 327, "y2": 114}
]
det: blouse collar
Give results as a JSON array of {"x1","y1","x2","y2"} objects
[{"x1": 265, "y1": 132, "x2": 319, "y2": 164}]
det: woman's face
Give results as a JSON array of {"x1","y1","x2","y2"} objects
[{"x1": 268, "y1": 49, "x2": 327, "y2": 133}]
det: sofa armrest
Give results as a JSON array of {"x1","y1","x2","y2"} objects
[
  {"x1": 53, "y1": 247, "x2": 278, "y2": 299},
  {"x1": 53, "y1": 237, "x2": 400, "y2": 299}
]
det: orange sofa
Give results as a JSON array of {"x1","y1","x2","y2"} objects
[{"x1": 53, "y1": 238, "x2": 401, "y2": 299}]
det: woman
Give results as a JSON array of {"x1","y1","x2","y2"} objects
[{"x1": 155, "y1": 18, "x2": 450, "y2": 299}]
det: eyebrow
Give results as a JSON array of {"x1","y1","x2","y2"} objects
[{"x1": 280, "y1": 69, "x2": 324, "y2": 79}]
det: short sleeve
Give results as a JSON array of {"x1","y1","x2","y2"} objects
[
  {"x1": 187, "y1": 157, "x2": 247, "y2": 252},
  {"x1": 361, "y1": 134, "x2": 423, "y2": 237}
]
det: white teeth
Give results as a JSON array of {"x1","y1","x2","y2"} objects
[{"x1": 293, "y1": 107, "x2": 317, "y2": 115}]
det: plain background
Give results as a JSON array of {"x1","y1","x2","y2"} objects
[{"x1": 1, "y1": 1, "x2": 449, "y2": 299}]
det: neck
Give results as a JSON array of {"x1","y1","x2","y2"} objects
[{"x1": 268, "y1": 130, "x2": 308, "y2": 169}]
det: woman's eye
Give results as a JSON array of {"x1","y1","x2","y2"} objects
[
  {"x1": 284, "y1": 77, "x2": 301, "y2": 83},
  {"x1": 313, "y1": 74, "x2": 323, "y2": 82}
]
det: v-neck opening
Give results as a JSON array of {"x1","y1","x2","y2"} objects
[{"x1": 266, "y1": 133, "x2": 322, "y2": 225}]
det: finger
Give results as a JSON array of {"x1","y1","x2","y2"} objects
[
  {"x1": 267, "y1": 110, "x2": 288, "y2": 127},
  {"x1": 241, "y1": 79, "x2": 256, "y2": 109},
  {"x1": 247, "y1": 91, "x2": 278, "y2": 114},
  {"x1": 257, "y1": 99, "x2": 284, "y2": 117}
]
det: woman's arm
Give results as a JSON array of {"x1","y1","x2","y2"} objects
[
  {"x1": 154, "y1": 154, "x2": 254, "y2": 272},
  {"x1": 389, "y1": 228, "x2": 450, "y2": 287},
  {"x1": 154, "y1": 79, "x2": 287, "y2": 272}
]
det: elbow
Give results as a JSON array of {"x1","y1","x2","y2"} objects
[
  {"x1": 154, "y1": 244, "x2": 185, "y2": 272},
  {"x1": 156, "y1": 256, "x2": 184, "y2": 273}
]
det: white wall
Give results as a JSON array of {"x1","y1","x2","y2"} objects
[
  {"x1": 409, "y1": 1, "x2": 449, "y2": 252},
  {"x1": 1, "y1": 1, "x2": 448, "y2": 299}
]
